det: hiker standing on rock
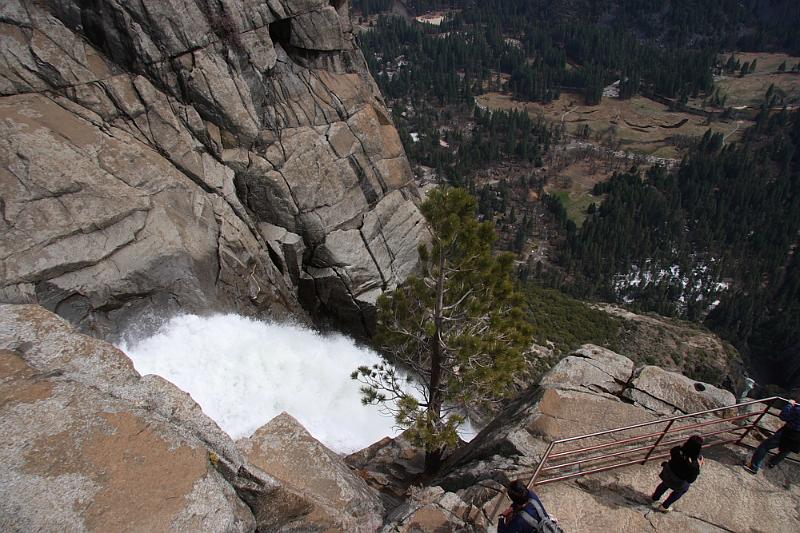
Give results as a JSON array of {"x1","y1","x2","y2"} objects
[
  {"x1": 651, "y1": 435, "x2": 704, "y2": 512},
  {"x1": 745, "y1": 397, "x2": 800, "y2": 474},
  {"x1": 498, "y1": 480, "x2": 562, "y2": 533}
]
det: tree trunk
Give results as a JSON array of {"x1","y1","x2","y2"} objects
[
  {"x1": 424, "y1": 252, "x2": 447, "y2": 475},
  {"x1": 424, "y1": 447, "x2": 443, "y2": 474}
]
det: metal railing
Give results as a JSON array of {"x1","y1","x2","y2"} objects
[
  {"x1": 489, "y1": 396, "x2": 790, "y2": 523},
  {"x1": 528, "y1": 396, "x2": 787, "y2": 486}
]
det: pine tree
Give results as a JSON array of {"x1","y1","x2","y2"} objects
[
  {"x1": 725, "y1": 54, "x2": 736, "y2": 73},
  {"x1": 353, "y1": 188, "x2": 530, "y2": 473},
  {"x1": 740, "y1": 61, "x2": 750, "y2": 77}
]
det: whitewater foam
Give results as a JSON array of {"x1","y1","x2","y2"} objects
[{"x1": 119, "y1": 314, "x2": 403, "y2": 454}]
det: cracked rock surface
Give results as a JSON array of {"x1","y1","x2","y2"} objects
[{"x1": 0, "y1": 0, "x2": 426, "y2": 338}]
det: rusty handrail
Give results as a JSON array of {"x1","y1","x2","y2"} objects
[
  {"x1": 488, "y1": 396, "x2": 790, "y2": 525},
  {"x1": 547, "y1": 396, "x2": 782, "y2": 448},
  {"x1": 531, "y1": 396, "x2": 788, "y2": 486},
  {"x1": 736, "y1": 397, "x2": 776, "y2": 444}
]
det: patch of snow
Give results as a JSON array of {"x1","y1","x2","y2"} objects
[
  {"x1": 416, "y1": 15, "x2": 444, "y2": 26},
  {"x1": 603, "y1": 80, "x2": 620, "y2": 98},
  {"x1": 613, "y1": 259, "x2": 730, "y2": 313}
]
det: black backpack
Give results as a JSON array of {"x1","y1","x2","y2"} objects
[
  {"x1": 779, "y1": 426, "x2": 800, "y2": 453},
  {"x1": 519, "y1": 498, "x2": 563, "y2": 533}
]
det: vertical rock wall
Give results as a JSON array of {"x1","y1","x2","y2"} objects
[{"x1": 0, "y1": 0, "x2": 427, "y2": 337}]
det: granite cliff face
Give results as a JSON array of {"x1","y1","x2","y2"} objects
[{"x1": 0, "y1": 0, "x2": 427, "y2": 338}]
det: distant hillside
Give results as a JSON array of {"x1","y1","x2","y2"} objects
[
  {"x1": 358, "y1": 0, "x2": 800, "y2": 52},
  {"x1": 520, "y1": 286, "x2": 742, "y2": 391}
]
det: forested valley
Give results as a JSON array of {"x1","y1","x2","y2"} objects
[
  {"x1": 549, "y1": 111, "x2": 800, "y2": 390},
  {"x1": 353, "y1": 0, "x2": 800, "y2": 391}
]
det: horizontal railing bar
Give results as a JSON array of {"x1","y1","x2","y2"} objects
[
  {"x1": 548, "y1": 412, "x2": 757, "y2": 460},
  {"x1": 547, "y1": 397, "x2": 788, "y2": 446},
  {"x1": 641, "y1": 412, "x2": 756, "y2": 437},
  {"x1": 537, "y1": 452, "x2": 672, "y2": 485},
  {"x1": 548, "y1": 427, "x2": 666, "y2": 459},
  {"x1": 543, "y1": 442, "x2": 658, "y2": 472}
]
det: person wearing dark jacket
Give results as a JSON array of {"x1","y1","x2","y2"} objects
[
  {"x1": 498, "y1": 480, "x2": 554, "y2": 532},
  {"x1": 746, "y1": 398, "x2": 800, "y2": 473},
  {"x1": 651, "y1": 435, "x2": 704, "y2": 512}
]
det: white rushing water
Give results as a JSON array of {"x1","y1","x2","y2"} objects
[{"x1": 119, "y1": 314, "x2": 405, "y2": 454}]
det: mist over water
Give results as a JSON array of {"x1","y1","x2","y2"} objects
[{"x1": 118, "y1": 314, "x2": 404, "y2": 454}]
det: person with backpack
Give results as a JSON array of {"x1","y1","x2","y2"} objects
[
  {"x1": 745, "y1": 397, "x2": 800, "y2": 473},
  {"x1": 651, "y1": 435, "x2": 704, "y2": 513},
  {"x1": 498, "y1": 479, "x2": 561, "y2": 533}
]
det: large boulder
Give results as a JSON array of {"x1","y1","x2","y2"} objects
[
  {"x1": 0, "y1": 348, "x2": 255, "y2": 533},
  {"x1": 381, "y1": 487, "x2": 486, "y2": 533},
  {"x1": 623, "y1": 365, "x2": 737, "y2": 415},
  {"x1": 540, "y1": 344, "x2": 635, "y2": 396},
  {"x1": 541, "y1": 344, "x2": 736, "y2": 416},
  {"x1": 0, "y1": 0, "x2": 427, "y2": 338},
  {"x1": 0, "y1": 304, "x2": 337, "y2": 532},
  {"x1": 237, "y1": 412, "x2": 384, "y2": 532}
]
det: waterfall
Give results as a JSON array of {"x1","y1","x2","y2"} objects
[{"x1": 118, "y1": 314, "x2": 403, "y2": 454}]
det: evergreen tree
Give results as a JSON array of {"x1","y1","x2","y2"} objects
[{"x1": 353, "y1": 188, "x2": 530, "y2": 473}]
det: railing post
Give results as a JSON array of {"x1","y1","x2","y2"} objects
[
  {"x1": 736, "y1": 397, "x2": 775, "y2": 444},
  {"x1": 642, "y1": 419, "x2": 674, "y2": 464},
  {"x1": 528, "y1": 441, "x2": 556, "y2": 488}
]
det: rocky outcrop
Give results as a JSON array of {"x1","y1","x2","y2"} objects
[
  {"x1": 1, "y1": 344, "x2": 255, "y2": 533},
  {"x1": 0, "y1": 304, "x2": 362, "y2": 532},
  {"x1": 342, "y1": 344, "x2": 792, "y2": 532},
  {"x1": 0, "y1": 0, "x2": 427, "y2": 338},
  {"x1": 540, "y1": 344, "x2": 635, "y2": 396},
  {"x1": 237, "y1": 412, "x2": 384, "y2": 532},
  {"x1": 427, "y1": 345, "x2": 798, "y2": 532},
  {"x1": 541, "y1": 344, "x2": 736, "y2": 416},
  {"x1": 381, "y1": 486, "x2": 486, "y2": 532},
  {"x1": 346, "y1": 432, "x2": 426, "y2": 509},
  {"x1": 623, "y1": 365, "x2": 736, "y2": 416},
  {"x1": 603, "y1": 305, "x2": 745, "y2": 390}
]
